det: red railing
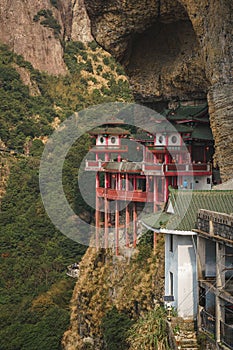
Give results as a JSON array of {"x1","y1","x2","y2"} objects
[
  {"x1": 142, "y1": 163, "x2": 164, "y2": 173},
  {"x1": 86, "y1": 160, "x2": 211, "y2": 174},
  {"x1": 96, "y1": 188, "x2": 154, "y2": 202},
  {"x1": 91, "y1": 145, "x2": 128, "y2": 152},
  {"x1": 165, "y1": 163, "x2": 211, "y2": 173}
]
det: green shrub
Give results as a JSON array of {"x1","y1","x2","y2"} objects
[
  {"x1": 127, "y1": 307, "x2": 169, "y2": 350},
  {"x1": 103, "y1": 57, "x2": 111, "y2": 65},
  {"x1": 101, "y1": 306, "x2": 133, "y2": 350},
  {"x1": 33, "y1": 9, "x2": 61, "y2": 38},
  {"x1": 88, "y1": 41, "x2": 99, "y2": 51},
  {"x1": 50, "y1": 0, "x2": 59, "y2": 8},
  {"x1": 96, "y1": 65, "x2": 103, "y2": 74},
  {"x1": 84, "y1": 59, "x2": 93, "y2": 73}
]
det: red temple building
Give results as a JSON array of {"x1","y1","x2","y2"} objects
[{"x1": 85, "y1": 103, "x2": 215, "y2": 254}]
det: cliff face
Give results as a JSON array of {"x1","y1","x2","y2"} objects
[
  {"x1": 0, "y1": 0, "x2": 232, "y2": 179},
  {"x1": 0, "y1": 0, "x2": 92, "y2": 75},
  {"x1": 84, "y1": 0, "x2": 233, "y2": 181}
]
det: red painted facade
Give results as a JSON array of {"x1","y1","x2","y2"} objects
[{"x1": 85, "y1": 106, "x2": 214, "y2": 254}]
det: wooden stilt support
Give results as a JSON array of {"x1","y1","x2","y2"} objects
[
  {"x1": 125, "y1": 204, "x2": 130, "y2": 247},
  {"x1": 133, "y1": 202, "x2": 137, "y2": 248},
  {"x1": 154, "y1": 176, "x2": 159, "y2": 212},
  {"x1": 96, "y1": 173, "x2": 100, "y2": 250},
  {"x1": 96, "y1": 196, "x2": 100, "y2": 250},
  {"x1": 115, "y1": 201, "x2": 119, "y2": 255},
  {"x1": 104, "y1": 198, "x2": 108, "y2": 249}
]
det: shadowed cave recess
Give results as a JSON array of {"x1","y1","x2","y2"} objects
[{"x1": 84, "y1": 0, "x2": 233, "y2": 181}]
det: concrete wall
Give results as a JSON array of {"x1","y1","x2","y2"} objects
[{"x1": 165, "y1": 233, "x2": 198, "y2": 319}]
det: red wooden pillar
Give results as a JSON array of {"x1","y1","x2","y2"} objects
[
  {"x1": 154, "y1": 176, "x2": 159, "y2": 212},
  {"x1": 133, "y1": 202, "x2": 137, "y2": 248},
  {"x1": 165, "y1": 135, "x2": 169, "y2": 164},
  {"x1": 125, "y1": 205, "x2": 130, "y2": 247},
  {"x1": 118, "y1": 173, "x2": 121, "y2": 190},
  {"x1": 126, "y1": 173, "x2": 129, "y2": 191},
  {"x1": 115, "y1": 201, "x2": 119, "y2": 255},
  {"x1": 165, "y1": 177, "x2": 169, "y2": 202},
  {"x1": 95, "y1": 173, "x2": 100, "y2": 250},
  {"x1": 104, "y1": 198, "x2": 108, "y2": 249},
  {"x1": 146, "y1": 175, "x2": 149, "y2": 192},
  {"x1": 133, "y1": 177, "x2": 136, "y2": 191},
  {"x1": 179, "y1": 134, "x2": 183, "y2": 164}
]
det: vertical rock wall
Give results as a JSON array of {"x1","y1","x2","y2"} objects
[
  {"x1": 0, "y1": 0, "x2": 92, "y2": 75},
  {"x1": 84, "y1": 0, "x2": 233, "y2": 181}
]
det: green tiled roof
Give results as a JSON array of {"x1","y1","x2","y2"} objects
[
  {"x1": 191, "y1": 125, "x2": 213, "y2": 140},
  {"x1": 162, "y1": 104, "x2": 208, "y2": 120},
  {"x1": 133, "y1": 132, "x2": 154, "y2": 141},
  {"x1": 89, "y1": 127, "x2": 130, "y2": 135},
  {"x1": 142, "y1": 188, "x2": 233, "y2": 232},
  {"x1": 142, "y1": 212, "x2": 173, "y2": 229}
]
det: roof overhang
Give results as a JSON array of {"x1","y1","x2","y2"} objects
[{"x1": 140, "y1": 220, "x2": 196, "y2": 236}]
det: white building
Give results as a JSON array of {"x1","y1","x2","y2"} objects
[{"x1": 141, "y1": 188, "x2": 233, "y2": 320}]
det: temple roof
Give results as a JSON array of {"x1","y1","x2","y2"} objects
[
  {"x1": 89, "y1": 126, "x2": 130, "y2": 135},
  {"x1": 141, "y1": 188, "x2": 233, "y2": 232},
  {"x1": 162, "y1": 103, "x2": 208, "y2": 122}
]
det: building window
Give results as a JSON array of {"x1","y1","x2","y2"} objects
[
  {"x1": 171, "y1": 135, "x2": 178, "y2": 144},
  {"x1": 170, "y1": 272, "x2": 174, "y2": 296},
  {"x1": 100, "y1": 136, "x2": 105, "y2": 144},
  {"x1": 169, "y1": 234, "x2": 173, "y2": 252},
  {"x1": 110, "y1": 136, "x2": 116, "y2": 144},
  {"x1": 158, "y1": 135, "x2": 164, "y2": 144}
]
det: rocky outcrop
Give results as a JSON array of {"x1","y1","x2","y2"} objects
[
  {"x1": 71, "y1": 0, "x2": 93, "y2": 42},
  {"x1": 0, "y1": 0, "x2": 68, "y2": 75},
  {"x1": 0, "y1": 0, "x2": 92, "y2": 75},
  {"x1": 84, "y1": 0, "x2": 233, "y2": 181},
  {"x1": 0, "y1": 0, "x2": 232, "y2": 179}
]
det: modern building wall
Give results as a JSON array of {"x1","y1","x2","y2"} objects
[{"x1": 165, "y1": 233, "x2": 197, "y2": 319}]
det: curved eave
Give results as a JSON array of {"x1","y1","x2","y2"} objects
[{"x1": 140, "y1": 220, "x2": 196, "y2": 236}]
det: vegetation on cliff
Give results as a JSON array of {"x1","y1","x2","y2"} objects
[
  {"x1": 62, "y1": 232, "x2": 168, "y2": 350},
  {"x1": 0, "y1": 41, "x2": 133, "y2": 350}
]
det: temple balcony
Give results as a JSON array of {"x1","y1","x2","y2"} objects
[
  {"x1": 164, "y1": 163, "x2": 211, "y2": 176},
  {"x1": 147, "y1": 145, "x2": 188, "y2": 154},
  {"x1": 197, "y1": 210, "x2": 233, "y2": 244},
  {"x1": 96, "y1": 187, "x2": 154, "y2": 202},
  {"x1": 85, "y1": 160, "x2": 164, "y2": 175},
  {"x1": 85, "y1": 160, "x2": 211, "y2": 176},
  {"x1": 90, "y1": 144, "x2": 128, "y2": 153}
]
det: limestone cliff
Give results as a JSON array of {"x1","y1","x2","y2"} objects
[
  {"x1": 0, "y1": 0, "x2": 92, "y2": 75},
  {"x1": 0, "y1": 0, "x2": 232, "y2": 179},
  {"x1": 84, "y1": 0, "x2": 233, "y2": 181}
]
